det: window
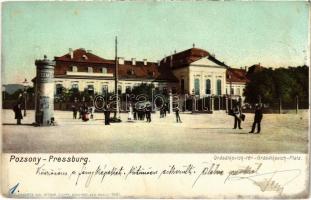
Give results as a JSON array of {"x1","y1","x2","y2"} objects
[
  {"x1": 230, "y1": 88, "x2": 234, "y2": 95},
  {"x1": 126, "y1": 86, "x2": 131, "y2": 93},
  {"x1": 87, "y1": 85, "x2": 94, "y2": 95},
  {"x1": 118, "y1": 85, "x2": 122, "y2": 94},
  {"x1": 194, "y1": 79, "x2": 200, "y2": 95},
  {"x1": 102, "y1": 67, "x2": 107, "y2": 74},
  {"x1": 180, "y1": 79, "x2": 185, "y2": 94},
  {"x1": 71, "y1": 84, "x2": 79, "y2": 93},
  {"x1": 56, "y1": 84, "x2": 63, "y2": 95},
  {"x1": 163, "y1": 87, "x2": 168, "y2": 95},
  {"x1": 72, "y1": 66, "x2": 78, "y2": 72},
  {"x1": 71, "y1": 83, "x2": 79, "y2": 90},
  {"x1": 127, "y1": 69, "x2": 135, "y2": 75},
  {"x1": 172, "y1": 87, "x2": 177, "y2": 94},
  {"x1": 102, "y1": 85, "x2": 108, "y2": 95},
  {"x1": 216, "y1": 79, "x2": 222, "y2": 95},
  {"x1": 205, "y1": 79, "x2": 211, "y2": 95},
  {"x1": 88, "y1": 67, "x2": 93, "y2": 73}
]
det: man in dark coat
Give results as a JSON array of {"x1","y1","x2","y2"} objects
[
  {"x1": 145, "y1": 106, "x2": 151, "y2": 123},
  {"x1": 13, "y1": 103, "x2": 23, "y2": 125},
  {"x1": 104, "y1": 104, "x2": 110, "y2": 125},
  {"x1": 175, "y1": 106, "x2": 182, "y2": 123},
  {"x1": 249, "y1": 104, "x2": 263, "y2": 134},
  {"x1": 72, "y1": 105, "x2": 77, "y2": 119},
  {"x1": 233, "y1": 104, "x2": 242, "y2": 129}
]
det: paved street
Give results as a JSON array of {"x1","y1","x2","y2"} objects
[{"x1": 2, "y1": 109, "x2": 309, "y2": 153}]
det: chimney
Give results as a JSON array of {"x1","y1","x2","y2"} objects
[
  {"x1": 131, "y1": 58, "x2": 136, "y2": 65},
  {"x1": 69, "y1": 48, "x2": 73, "y2": 59},
  {"x1": 192, "y1": 43, "x2": 195, "y2": 48},
  {"x1": 118, "y1": 57, "x2": 124, "y2": 65},
  {"x1": 143, "y1": 59, "x2": 147, "y2": 66}
]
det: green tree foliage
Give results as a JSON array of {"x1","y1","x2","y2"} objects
[
  {"x1": 244, "y1": 65, "x2": 309, "y2": 108},
  {"x1": 131, "y1": 83, "x2": 155, "y2": 100}
]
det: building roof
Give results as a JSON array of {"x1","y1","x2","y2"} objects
[
  {"x1": 54, "y1": 48, "x2": 178, "y2": 82},
  {"x1": 159, "y1": 47, "x2": 230, "y2": 69},
  {"x1": 226, "y1": 68, "x2": 248, "y2": 83},
  {"x1": 55, "y1": 48, "x2": 114, "y2": 64}
]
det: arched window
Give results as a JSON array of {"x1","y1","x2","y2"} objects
[
  {"x1": 118, "y1": 85, "x2": 122, "y2": 94},
  {"x1": 56, "y1": 84, "x2": 63, "y2": 95},
  {"x1": 205, "y1": 79, "x2": 211, "y2": 95},
  {"x1": 194, "y1": 79, "x2": 200, "y2": 95},
  {"x1": 180, "y1": 79, "x2": 185, "y2": 94},
  {"x1": 87, "y1": 85, "x2": 94, "y2": 95},
  {"x1": 102, "y1": 85, "x2": 108, "y2": 95},
  {"x1": 230, "y1": 88, "x2": 234, "y2": 95},
  {"x1": 126, "y1": 86, "x2": 132, "y2": 93},
  {"x1": 72, "y1": 83, "x2": 79, "y2": 90},
  {"x1": 216, "y1": 79, "x2": 222, "y2": 95}
]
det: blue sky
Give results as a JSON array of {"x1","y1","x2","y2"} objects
[{"x1": 2, "y1": 1, "x2": 309, "y2": 84}]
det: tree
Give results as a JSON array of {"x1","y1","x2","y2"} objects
[
  {"x1": 131, "y1": 83, "x2": 155, "y2": 101},
  {"x1": 244, "y1": 65, "x2": 309, "y2": 109}
]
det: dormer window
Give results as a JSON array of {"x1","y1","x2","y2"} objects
[
  {"x1": 127, "y1": 68, "x2": 135, "y2": 75},
  {"x1": 72, "y1": 66, "x2": 78, "y2": 72},
  {"x1": 82, "y1": 55, "x2": 88, "y2": 60},
  {"x1": 88, "y1": 67, "x2": 93, "y2": 73},
  {"x1": 102, "y1": 67, "x2": 107, "y2": 74}
]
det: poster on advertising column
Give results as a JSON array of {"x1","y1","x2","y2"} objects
[{"x1": 1, "y1": 1, "x2": 310, "y2": 199}]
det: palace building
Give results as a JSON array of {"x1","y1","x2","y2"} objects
[{"x1": 53, "y1": 47, "x2": 247, "y2": 100}]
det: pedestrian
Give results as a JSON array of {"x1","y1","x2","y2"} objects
[
  {"x1": 146, "y1": 106, "x2": 151, "y2": 123},
  {"x1": 175, "y1": 106, "x2": 182, "y2": 123},
  {"x1": 249, "y1": 104, "x2": 263, "y2": 134},
  {"x1": 13, "y1": 103, "x2": 23, "y2": 125},
  {"x1": 81, "y1": 103, "x2": 89, "y2": 122},
  {"x1": 160, "y1": 108, "x2": 163, "y2": 118},
  {"x1": 72, "y1": 105, "x2": 77, "y2": 119},
  {"x1": 163, "y1": 104, "x2": 167, "y2": 117},
  {"x1": 232, "y1": 103, "x2": 242, "y2": 129},
  {"x1": 133, "y1": 107, "x2": 137, "y2": 120},
  {"x1": 104, "y1": 104, "x2": 110, "y2": 125},
  {"x1": 78, "y1": 104, "x2": 83, "y2": 119},
  {"x1": 90, "y1": 106, "x2": 95, "y2": 119}
]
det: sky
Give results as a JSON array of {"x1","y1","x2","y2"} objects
[{"x1": 1, "y1": 1, "x2": 310, "y2": 84}]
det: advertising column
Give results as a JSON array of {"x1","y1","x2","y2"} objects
[{"x1": 35, "y1": 55, "x2": 55, "y2": 126}]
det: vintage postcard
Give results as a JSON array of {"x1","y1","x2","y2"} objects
[{"x1": 1, "y1": 1, "x2": 310, "y2": 199}]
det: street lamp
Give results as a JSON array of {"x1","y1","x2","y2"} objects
[
  {"x1": 22, "y1": 78, "x2": 29, "y2": 117},
  {"x1": 228, "y1": 70, "x2": 233, "y2": 110}
]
